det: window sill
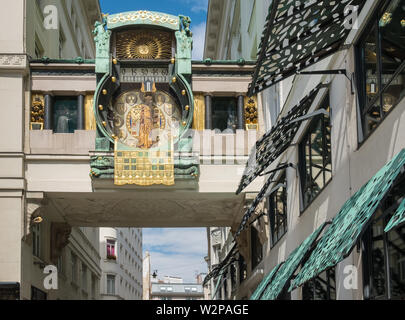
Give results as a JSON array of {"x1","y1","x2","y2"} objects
[{"x1": 270, "y1": 232, "x2": 287, "y2": 250}]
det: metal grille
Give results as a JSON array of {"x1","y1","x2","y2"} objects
[
  {"x1": 237, "y1": 84, "x2": 324, "y2": 195},
  {"x1": 250, "y1": 263, "x2": 283, "y2": 300},
  {"x1": 261, "y1": 223, "x2": 328, "y2": 300},
  {"x1": 249, "y1": 0, "x2": 366, "y2": 95},
  {"x1": 290, "y1": 149, "x2": 405, "y2": 291}
]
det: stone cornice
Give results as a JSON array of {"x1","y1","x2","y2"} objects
[{"x1": 0, "y1": 54, "x2": 29, "y2": 73}]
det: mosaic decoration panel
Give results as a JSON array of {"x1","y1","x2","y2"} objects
[
  {"x1": 114, "y1": 147, "x2": 174, "y2": 186},
  {"x1": 385, "y1": 198, "x2": 405, "y2": 233},
  {"x1": 290, "y1": 149, "x2": 405, "y2": 291},
  {"x1": 237, "y1": 84, "x2": 323, "y2": 195},
  {"x1": 250, "y1": 263, "x2": 283, "y2": 300},
  {"x1": 260, "y1": 223, "x2": 328, "y2": 300},
  {"x1": 249, "y1": 0, "x2": 366, "y2": 95}
]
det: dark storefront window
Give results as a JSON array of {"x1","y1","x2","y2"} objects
[
  {"x1": 53, "y1": 97, "x2": 79, "y2": 133},
  {"x1": 299, "y1": 95, "x2": 332, "y2": 211},
  {"x1": 212, "y1": 97, "x2": 237, "y2": 133},
  {"x1": 251, "y1": 227, "x2": 263, "y2": 271},
  {"x1": 302, "y1": 268, "x2": 336, "y2": 300},
  {"x1": 356, "y1": 0, "x2": 405, "y2": 139},
  {"x1": 268, "y1": 172, "x2": 287, "y2": 247},
  {"x1": 362, "y1": 174, "x2": 405, "y2": 300}
]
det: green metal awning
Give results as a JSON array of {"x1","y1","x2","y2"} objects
[
  {"x1": 249, "y1": 0, "x2": 366, "y2": 95},
  {"x1": 250, "y1": 263, "x2": 283, "y2": 300},
  {"x1": 290, "y1": 149, "x2": 405, "y2": 291},
  {"x1": 211, "y1": 272, "x2": 224, "y2": 300},
  {"x1": 385, "y1": 198, "x2": 405, "y2": 233},
  {"x1": 237, "y1": 84, "x2": 325, "y2": 195},
  {"x1": 260, "y1": 223, "x2": 329, "y2": 300}
]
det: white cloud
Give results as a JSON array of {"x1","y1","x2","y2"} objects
[
  {"x1": 143, "y1": 228, "x2": 208, "y2": 283},
  {"x1": 182, "y1": 0, "x2": 208, "y2": 13},
  {"x1": 192, "y1": 22, "x2": 206, "y2": 60}
]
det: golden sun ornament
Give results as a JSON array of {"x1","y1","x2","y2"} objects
[{"x1": 116, "y1": 30, "x2": 172, "y2": 60}]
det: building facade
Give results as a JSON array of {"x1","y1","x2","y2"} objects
[
  {"x1": 99, "y1": 228, "x2": 143, "y2": 300},
  {"x1": 205, "y1": 0, "x2": 405, "y2": 300},
  {"x1": 0, "y1": 0, "x2": 102, "y2": 300},
  {"x1": 0, "y1": 1, "x2": 266, "y2": 301},
  {"x1": 150, "y1": 278, "x2": 204, "y2": 301}
]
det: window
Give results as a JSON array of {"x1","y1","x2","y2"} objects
[
  {"x1": 31, "y1": 286, "x2": 47, "y2": 300},
  {"x1": 356, "y1": 0, "x2": 405, "y2": 139},
  {"x1": 107, "y1": 275, "x2": 116, "y2": 295},
  {"x1": 53, "y1": 97, "x2": 79, "y2": 133},
  {"x1": 212, "y1": 97, "x2": 238, "y2": 133},
  {"x1": 362, "y1": 177, "x2": 405, "y2": 300},
  {"x1": 106, "y1": 239, "x2": 116, "y2": 260},
  {"x1": 32, "y1": 224, "x2": 41, "y2": 258},
  {"x1": 302, "y1": 267, "x2": 336, "y2": 300},
  {"x1": 82, "y1": 264, "x2": 87, "y2": 291},
  {"x1": 251, "y1": 227, "x2": 263, "y2": 271},
  {"x1": 299, "y1": 96, "x2": 332, "y2": 210},
  {"x1": 268, "y1": 172, "x2": 287, "y2": 246},
  {"x1": 239, "y1": 255, "x2": 247, "y2": 284},
  {"x1": 71, "y1": 253, "x2": 78, "y2": 284}
]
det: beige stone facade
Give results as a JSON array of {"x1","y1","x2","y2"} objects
[{"x1": 205, "y1": 0, "x2": 405, "y2": 300}]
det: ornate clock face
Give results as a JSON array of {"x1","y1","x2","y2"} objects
[{"x1": 112, "y1": 90, "x2": 182, "y2": 149}]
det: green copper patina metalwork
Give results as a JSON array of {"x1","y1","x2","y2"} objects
[
  {"x1": 90, "y1": 155, "x2": 199, "y2": 180},
  {"x1": 175, "y1": 16, "x2": 193, "y2": 75},
  {"x1": 212, "y1": 272, "x2": 224, "y2": 300},
  {"x1": 93, "y1": 18, "x2": 111, "y2": 74},
  {"x1": 260, "y1": 223, "x2": 329, "y2": 300},
  {"x1": 290, "y1": 149, "x2": 405, "y2": 291},
  {"x1": 250, "y1": 263, "x2": 283, "y2": 300},
  {"x1": 385, "y1": 198, "x2": 405, "y2": 232}
]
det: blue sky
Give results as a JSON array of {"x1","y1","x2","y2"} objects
[
  {"x1": 100, "y1": 0, "x2": 208, "y2": 60},
  {"x1": 143, "y1": 228, "x2": 208, "y2": 283},
  {"x1": 99, "y1": 1, "x2": 209, "y2": 282}
]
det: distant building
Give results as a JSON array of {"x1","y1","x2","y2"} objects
[
  {"x1": 143, "y1": 251, "x2": 151, "y2": 300},
  {"x1": 99, "y1": 228, "x2": 143, "y2": 300},
  {"x1": 151, "y1": 277, "x2": 204, "y2": 301}
]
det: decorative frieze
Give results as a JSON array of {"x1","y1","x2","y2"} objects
[{"x1": 0, "y1": 54, "x2": 27, "y2": 71}]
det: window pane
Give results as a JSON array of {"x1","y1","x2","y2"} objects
[
  {"x1": 300, "y1": 99, "x2": 332, "y2": 210},
  {"x1": 380, "y1": 1, "x2": 405, "y2": 77},
  {"x1": 387, "y1": 224, "x2": 405, "y2": 299},
  {"x1": 212, "y1": 97, "x2": 237, "y2": 133},
  {"x1": 371, "y1": 216, "x2": 387, "y2": 298},
  {"x1": 53, "y1": 97, "x2": 78, "y2": 133},
  {"x1": 380, "y1": 1, "x2": 405, "y2": 116},
  {"x1": 381, "y1": 67, "x2": 405, "y2": 116},
  {"x1": 362, "y1": 24, "x2": 380, "y2": 106}
]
